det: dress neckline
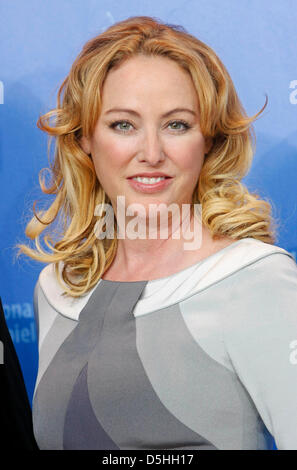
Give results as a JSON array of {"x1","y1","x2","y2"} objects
[{"x1": 100, "y1": 238, "x2": 251, "y2": 284}]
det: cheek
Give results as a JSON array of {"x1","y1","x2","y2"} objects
[
  {"x1": 91, "y1": 137, "x2": 131, "y2": 193},
  {"x1": 93, "y1": 136, "x2": 132, "y2": 172},
  {"x1": 170, "y1": 136, "x2": 205, "y2": 173},
  {"x1": 91, "y1": 144, "x2": 122, "y2": 182}
]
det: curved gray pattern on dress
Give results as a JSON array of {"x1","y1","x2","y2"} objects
[
  {"x1": 87, "y1": 281, "x2": 216, "y2": 450},
  {"x1": 33, "y1": 279, "x2": 137, "y2": 449},
  {"x1": 33, "y1": 279, "x2": 216, "y2": 449},
  {"x1": 135, "y1": 301, "x2": 271, "y2": 449},
  {"x1": 34, "y1": 312, "x2": 77, "y2": 392},
  {"x1": 63, "y1": 363, "x2": 119, "y2": 449}
]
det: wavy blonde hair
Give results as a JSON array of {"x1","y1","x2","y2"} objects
[{"x1": 15, "y1": 15, "x2": 278, "y2": 297}]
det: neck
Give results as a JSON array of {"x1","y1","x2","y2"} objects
[{"x1": 107, "y1": 209, "x2": 209, "y2": 278}]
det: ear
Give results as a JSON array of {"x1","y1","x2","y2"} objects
[
  {"x1": 205, "y1": 137, "x2": 213, "y2": 155},
  {"x1": 80, "y1": 135, "x2": 91, "y2": 155}
]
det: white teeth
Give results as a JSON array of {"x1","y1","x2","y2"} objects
[{"x1": 132, "y1": 176, "x2": 166, "y2": 184}]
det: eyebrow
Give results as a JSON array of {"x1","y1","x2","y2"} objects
[{"x1": 104, "y1": 107, "x2": 197, "y2": 118}]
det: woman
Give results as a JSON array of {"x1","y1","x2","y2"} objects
[{"x1": 16, "y1": 16, "x2": 297, "y2": 450}]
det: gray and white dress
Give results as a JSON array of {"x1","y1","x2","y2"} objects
[{"x1": 32, "y1": 237, "x2": 297, "y2": 450}]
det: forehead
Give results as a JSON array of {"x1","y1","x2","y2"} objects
[{"x1": 101, "y1": 55, "x2": 198, "y2": 108}]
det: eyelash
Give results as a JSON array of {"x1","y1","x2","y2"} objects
[{"x1": 109, "y1": 119, "x2": 191, "y2": 133}]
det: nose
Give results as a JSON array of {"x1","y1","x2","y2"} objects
[{"x1": 136, "y1": 128, "x2": 166, "y2": 165}]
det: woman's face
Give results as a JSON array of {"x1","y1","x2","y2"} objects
[{"x1": 81, "y1": 54, "x2": 211, "y2": 219}]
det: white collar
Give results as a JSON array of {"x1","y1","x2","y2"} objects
[{"x1": 39, "y1": 238, "x2": 293, "y2": 320}]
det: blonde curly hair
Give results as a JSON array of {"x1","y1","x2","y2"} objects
[{"x1": 15, "y1": 15, "x2": 278, "y2": 297}]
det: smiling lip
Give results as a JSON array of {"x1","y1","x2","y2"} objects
[
  {"x1": 127, "y1": 175, "x2": 173, "y2": 193},
  {"x1": 128, "y1": 172, "x2": 172, "y2": 178}
]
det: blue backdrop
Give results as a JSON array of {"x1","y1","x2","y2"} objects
[{"x1": 0, "y1": 0, "x2": 296, "y2": 435}]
